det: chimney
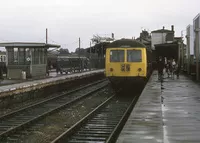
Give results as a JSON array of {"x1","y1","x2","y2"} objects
[
  {"x1": 163, "y1": 26, "x2": 165, "y2": 30},
  {"x1": 171, "y1": 25, "x2": 174, "y2": 32},
  {"x1": 46, "y1": 28, "x2": 48, "y2": 44},
  {"x1": 111, "y1": 33, "x2": 114, "y2": 39}
]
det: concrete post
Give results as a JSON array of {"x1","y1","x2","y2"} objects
[
  {"x1": 195, "y1": 30, "x2": 199, "y2": 80},
  {"x1": 186, "y1": 35, "x2": 190, "y2": 74}
]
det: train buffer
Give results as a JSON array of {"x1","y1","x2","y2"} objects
[{"x1": 117, "y1": 71, "x2": 200, "y2": 143}]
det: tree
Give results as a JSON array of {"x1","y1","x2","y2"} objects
[
  {"x1": 75, "y1": 48, "x2": 86, "y2": 56},
  {"x1": 59, "y1": 48, "x2": 69, "y2": 54}
]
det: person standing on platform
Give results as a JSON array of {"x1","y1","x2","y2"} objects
[
  {"x1": 176, "y1": 62, "x2": 180, "y2": 79},
  {"x1": 0, "y1": 65, "x2": 3, "y2": 83},
  {"x1": 164, "y1": 57, "x2": 168, "y2": 75},
  {"x1": 157, "y1": 56, "x2": 165, "y2": 80}
]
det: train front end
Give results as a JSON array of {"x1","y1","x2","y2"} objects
[{"x1": 105, "y1": 40, "x2": 150, "y2": 90}]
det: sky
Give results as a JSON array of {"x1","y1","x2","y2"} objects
[{"x1": 0, "y1": 0, "x2": 199, "y2": 52}]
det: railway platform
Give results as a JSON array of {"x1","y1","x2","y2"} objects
[
  {"x1": 117, "y1": 71, "x2": 200, "y2": 143},
  {"x1": 0, "y1": 69, "x2": 104, "y2": 98}
]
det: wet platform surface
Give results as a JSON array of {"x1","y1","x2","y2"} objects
[
  {"x1": 117, "y1": 71, "x2": 200, "y2": 143},
  {"x1": 0, "y1": 69, "x2": 104, "y2": 98}
]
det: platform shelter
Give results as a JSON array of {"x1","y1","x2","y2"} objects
[{"x1": 0, "y1": 42, "x2": 60, "y2": 79}]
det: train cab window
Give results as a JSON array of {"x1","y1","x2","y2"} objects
[
  {"x1": 110, "y1": 50, "x2": 124, "y2": 62},
  {"x1": 127, "y1": 50, "x2": 142, "y2": 62}
]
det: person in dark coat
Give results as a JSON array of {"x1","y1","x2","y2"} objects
[
  {"x1": 175, "y1": 62, "x2": 180, "y2": 79},
  {"x1": 0, "y1": 66, "x2": 3, "y2": 79},
  {"x1": 157, "y1": 56, "x2": 165, "y2": 80}
]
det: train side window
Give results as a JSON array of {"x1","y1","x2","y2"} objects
[
  {"x1": 110, "y1": 50, "x2": 124, "y2": 62},
  {"x1": 127, "y1": 50, "x2": 142, "y2": 62}
]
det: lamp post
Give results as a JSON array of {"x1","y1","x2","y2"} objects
[{"x1": 78, "y1": 37, "x2": 81, "y2": 72}]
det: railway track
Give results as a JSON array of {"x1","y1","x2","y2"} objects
[
  {"x1": 52, "y1": 94, "x2": 139, "y2": 143},
  {"x1": 0, "y1": 79, "x2": 108, "y2": 141}
]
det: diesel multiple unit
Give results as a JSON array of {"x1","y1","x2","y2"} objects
[{"x1": 105, "y1": 39, "x2": 152, "y2": 89}]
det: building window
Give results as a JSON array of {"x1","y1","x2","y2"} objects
[
  {"x1": 44, "y1": 49, "x2": 47, "y2": 64},
  {"x1": 34, "y1": 48, "x2": 39, "y2": 64},
  {"x1": 14, "y1": 48, "x2": 18, "y2": 64},
  {"x1": 40, "y1": 48, "x2": 44, "y2": 64},
  {"x1": 19, "y1": 48, "x2": 25, "y2": 64},
  {"x1": 7, "y1": 48, "x2": 14, "y2": 64},
  {"x1": 25, "y1": 48, "x2": 31, "y2": 64}
]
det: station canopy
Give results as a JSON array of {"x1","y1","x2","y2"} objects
[
  {"x1": 0, "y1": 42, "x2": 60, "y2": 48},
  {"x1": 154, "y1": 42, "x2": 179, "y2": 60}
]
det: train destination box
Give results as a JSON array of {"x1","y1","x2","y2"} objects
[{"x1": 0, "y1": 42, "x2": 60, "y2": 79}]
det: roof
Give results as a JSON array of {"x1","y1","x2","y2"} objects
[
  {"x1": 57, "y1": 55, "x2": 87, "y2": 59},
  {"x1": 0, "y1": 42, "x2": 60, "y2": 48},
  {"x1": 107, "y1": 39, "x2": 146, "y2": 48},
  {"x1": 154, "y1": 42, "x2": 178, "y2": 47},
  {"x1": 85, "y1": 42, "x2": 110, "y2": 53},
  {"x1": 151, "y1": 29, "x2": 174, "y2": 33}
]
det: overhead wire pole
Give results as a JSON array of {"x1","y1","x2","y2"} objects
[
  {"x1": 101, "y1": 44, "x2": 104, "y2": 68},
  {"x1": 79, "y1": 37, "x2": 81, "y2": 72},
  {"x1": 46, "y1": 28, "x2": 48, "y2": 44},
  {"x1": 90, "y1": 41, "x2": 92, "y2": 71},
  {"x1": 46, "y1": 28, "x2": 49, "y2": 75}
]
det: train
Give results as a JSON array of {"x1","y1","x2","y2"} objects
[
  {"x1": 0, "y1": 51, "x2": 7, "y2": 77},
  {"x1": 56, "y1": 55, "x2": 89, "y2": 74},
  {"x1": 105, "y1": 39, "x2": 153, "y2": 89}
]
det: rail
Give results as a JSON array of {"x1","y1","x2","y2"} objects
[
  {"x1": 52, "y1": 94, "x2": 139, "y2": 143},
  {"x1": 0, "y1": 79, "x2": 108, "y2": 141}
]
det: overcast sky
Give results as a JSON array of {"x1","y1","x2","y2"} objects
[{"x1": 0, "y1": 0, "x2": 199, "y2": 52}]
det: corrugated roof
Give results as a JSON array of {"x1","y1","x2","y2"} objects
[
  {"x1": 151, "y1": 29, "x2": 174, "y2": 33},
  {"x1": 154, "y1": 42, "x2": 178, "y2": 47},
  {"x1": 107, "y1": 39, "x2": 146, "y2": 48}
]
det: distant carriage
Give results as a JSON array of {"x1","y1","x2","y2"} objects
[
  {"x1": 0, "y1": 52, "x2": 7, "y2": 77},
  {"x1": 56, "y1": 55, "x2": 88, "y2": 74}
]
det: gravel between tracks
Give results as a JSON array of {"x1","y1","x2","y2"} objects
[
  {"x1": 10, "y1": 86, "x2": 114, "y2": 143},
  {"x1": 0, "y1": 79, "x2": 104, "y2": 116}
]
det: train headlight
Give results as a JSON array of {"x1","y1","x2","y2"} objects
[
  {"x1": 110, "y1": 68, "x2": 113, "y2": 72},
  {"x1": 138, "y1": 68, "x2": 142, "y2": 72}
]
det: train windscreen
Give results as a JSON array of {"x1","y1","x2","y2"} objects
[
  {"x1": 127, "y1": 50, "x2": 142, "y2": 62},
  {"x1": 110, "y1": 50, "x2": 124, "y2": 62}
]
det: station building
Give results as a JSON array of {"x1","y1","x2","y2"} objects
[{"x1": 0, "y1": 42, "x2": 60, "y2": 79}]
